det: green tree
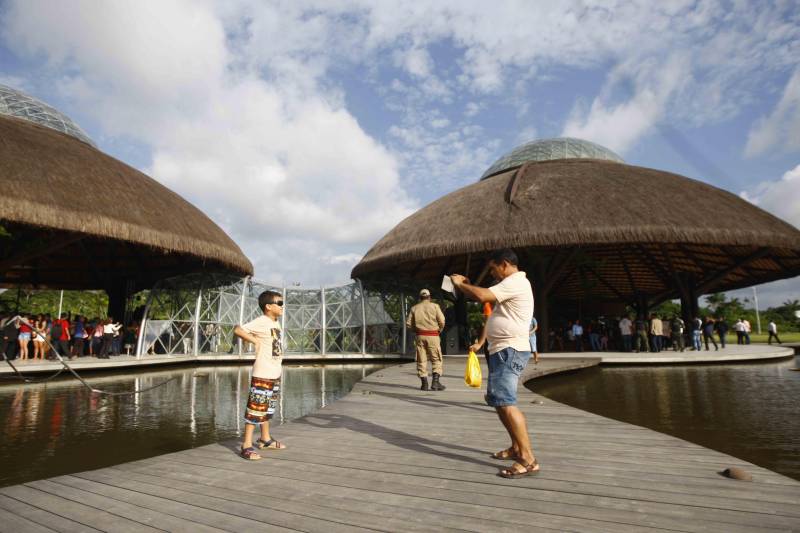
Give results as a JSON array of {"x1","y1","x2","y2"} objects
[{"x1": 651, "y1": 300, "x2": 681, "y2": 318}]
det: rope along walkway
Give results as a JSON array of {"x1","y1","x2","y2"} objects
[{"x1": 1, "y1": 359, "x2": 799, "y2": 532}]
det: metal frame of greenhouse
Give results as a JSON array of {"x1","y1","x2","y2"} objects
[{"x1": 134, "y1": 274, "x2": 414, "y2": 358}]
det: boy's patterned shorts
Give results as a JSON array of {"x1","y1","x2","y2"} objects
[{"x1": 244, "y1": 377, "x2": 280, "y2": 424}]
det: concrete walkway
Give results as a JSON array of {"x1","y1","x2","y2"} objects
[
  {"x1": 3, "y1": 342, "x2": 792, "y2": 378},
  {"x1": 548, "y1": 343, "x2": 794, "y2": 364},
  {"x1": 1, "y1": 358, "x2": 798, "y2": 532}
]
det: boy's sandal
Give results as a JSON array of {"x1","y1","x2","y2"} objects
[
  {"x1": 240, "y1": 447, "x2": 262, "y2": 461},
  {"x1": 256, "y1": 438, "x2": 286, "y2": 450},
  {"x1": 491, "y1": 447, "x2": 518, "y2": 460},
  {"x1": 499, "y1": 459, "x2": 540, "y2": 478}
]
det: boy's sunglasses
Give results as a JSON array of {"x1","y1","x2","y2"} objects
[{"x1": 271, "y1": 301, "x2": 285, "y2": 307}]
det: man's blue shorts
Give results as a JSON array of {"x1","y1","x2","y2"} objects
[{"x1": 485, "y1": 347, "x2": 532, "y2": 407}]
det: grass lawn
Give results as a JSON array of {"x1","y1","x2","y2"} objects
[{"x1": 748, "y1": 332, "x2": 800, "y2": 344}]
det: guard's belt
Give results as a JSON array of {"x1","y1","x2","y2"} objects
[{"x1": 416, "y1": 329, "x2": 440, "y2": 336}]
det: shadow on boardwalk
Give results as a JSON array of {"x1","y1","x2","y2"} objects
[
  {"x1": 368, "y1": 389, "x2": 491, "y2": 414},
  {"x1": 297, "y1": 412, "x2": 498, "y2": 469}
]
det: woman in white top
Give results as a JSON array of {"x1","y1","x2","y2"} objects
[
  {"x1": 32, "y1": 314, "x2": 47, "y2": 360},
  {"x1": 100, "y1": 318, "x2": 122, "y2": 358}
]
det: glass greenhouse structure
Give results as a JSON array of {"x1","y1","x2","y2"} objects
[{"x1": 134, "y1": 274, "x2": 414, "y2": 358}]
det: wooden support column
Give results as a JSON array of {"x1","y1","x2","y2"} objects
[
  {"x1": 680, "y1": 275, "x2": 698, "y2": 325},
  {"x1": 636, "y1": 294, "x2": 650, "y2": 319},
  {"x1": 533, "y1": 262, "x2": 549, "y2": 353},
  {"x1": 106, "y1": 279, "x2": 128, "y2": 322}
]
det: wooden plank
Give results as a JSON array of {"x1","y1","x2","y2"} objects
[
  {"x1": 72, "y1": 470, "x2": 379, "y2": 533},
  {"x1": 149, "y1": 448, "x2": 799, "y2": 532},
  {"x1": 29, "y1": 478, "x2": 224, "y2": 533},
  {"x1": 0, "y1": 493, "x2": 100, "y2": 533},
  {"x1": 185, "y1": 438, "x2": 800, "y2": 505},
  {"x1": 101, "y1": 463, "x2": 663, "y2": 533},
  {"x1": 0, "y1": 485, "x2": 161, "y2": 533},
  {"x1": 2, "y1": 359, "x2": 799, "y2": 532},
  {"x1": 103, "y1": 464, "x2": 560, "y2": 533},
  {"x1": 63, "y1": 470, "x2": 468, "y2": 533},
  {"x1": 0, "y1": 506, "x2": 56, "y2": 533}
]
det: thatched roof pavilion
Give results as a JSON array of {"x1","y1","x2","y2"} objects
[
  {"x1": 353, "y1": 138, "x2": 800, "y2": 350},
  {"x1": 0, "y1": 86, "x2": 252, "y2": 316}
]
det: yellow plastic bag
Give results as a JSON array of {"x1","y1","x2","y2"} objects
[{"x1": 464, "y1": 350, "x2": 482, "y2": 388}]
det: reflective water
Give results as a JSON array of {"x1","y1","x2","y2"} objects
[
  {"x1": 527, "y1": 356, "x2": 800, "y2": 480},
  {"x1": 0, "y1": 363, "x2": 387, "y2": 487}
]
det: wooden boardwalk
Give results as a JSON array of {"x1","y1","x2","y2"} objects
[{"x1": 2, "y1": 358, "x2": 799, "y2": 532}]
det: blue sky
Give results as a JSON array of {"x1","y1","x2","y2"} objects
[{"x1": 1, "y1": 1, "x2": 798, "y2": 307}]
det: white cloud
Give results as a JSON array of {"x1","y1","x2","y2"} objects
[
  {"x1": 740, "y1": 164, "x2": 800, "y2": 229},
  {"x1": 4, "y1": 0, "x2": 800, "y2": 283},
  {"x1": 562, "y1": 54, "x2": 690, "y2": 153},
  {"x1": 1, "y1": 0, "x2": 416, "y2": 285},
  {"x1": 395, "y1": 47, "x2": 434, "y2": 78},
  {"x1": 745, "y1": 69, "x2": 800, "y2": 157}
]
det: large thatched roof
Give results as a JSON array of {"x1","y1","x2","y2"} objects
[
  {"x1": 353, "y1": 158, "x2": 800, "y2": 303},
  {"x1": 0, "y1": 113, "x2": 253, "y2": 290}
]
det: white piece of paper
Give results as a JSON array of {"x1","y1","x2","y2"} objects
[{"x1": 441, "y1": 275, "x2": 455, "y2": 295}]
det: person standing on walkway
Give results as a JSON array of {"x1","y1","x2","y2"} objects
[
  {"x1": 734, "y1": 318, "x2": 744, "y2": 344},
  {"x1": 703, "y1": 317, "x2": 718, "y2": 351},
  {"x1": 0, "y1": 314, "x2": 17, "y2": 360},
  {"x1": 661, "y1": 319, "x2": 671, "y2": 351},
  {"x1": 71, "y1": 316, "x2": 88, "y2": 357},
  {"x1": 716, "y1": 317, "x2": 729, "y2": 348},
  {"x1": 16, "y1": 316, "x2": 30, "y2": 360},
  {"x1": 529, "y1": 316, "x2": 539, "y2": 363},
  {"x1": 649, "y1": 314, "x2": 663, "y2": 353},
  {"x1": 452, "y1": 248, "x2": 538, "y2": 478},
  {"x1": 767, "y1": 321, "x2": 782, "y2": 344},
  {"x1": 634, "y1": 315, "x2": 649, "y2": 353},
  {"x1": 234, "y1": 290, "x2": 287, "y2": 461},
  {"x1": 742, "y1": 319, "x2": 752, "y2": 344},
  {"x1": 50, "y1": 313, "x2": 71, "y2": 359},
  {"x1": 571, "y1": 320, "x2": 584, "y2": 352},
  {"x1": 32, "y1": 314, "x2": 47, "y2": 361},
  {"x1": 100, "y1": 318, "x2": 121, "y2": 358},
  {"x1": 619, "y1": 315, "x2": 633, "y2": 352},
  {"x1": 670, "y1": 315, "x2": 685, "y2": 352},
  {"x1": 691, "y1": 316, "x2": 703, "y2": 351},
  {"x1": 406, "y1": 289, "x2": 446, "y2": 391}
]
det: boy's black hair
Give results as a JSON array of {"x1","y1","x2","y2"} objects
[
  {"x1": 489, "y1": 248, "x2": 519, "y2": 267},
  {"x1": 258, "y1": 290, "x2": 283, "y2": 312}
]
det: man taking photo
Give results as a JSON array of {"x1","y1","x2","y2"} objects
[{"x1": 451, "y1": 248, "x2": 537, "y2": 479}]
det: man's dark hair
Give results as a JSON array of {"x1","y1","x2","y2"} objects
[
  {"x1": 489, "y1": 248, "x2": 519, "y2": 267},
  {"x1": 258, "y1": 290, "x2": 283, "y2": 312}
]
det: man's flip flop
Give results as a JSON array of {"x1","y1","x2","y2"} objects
[
  {"x1": 499, "y1": 459, "x2": 540, "y2": 478},
  {"x1": 256, "y1": 438, "x2": 286, "y2": 450},
  {"x1": 240, "y1": 447, "x2": 262, "y2": 461},
  {"x1": 490, "y1": 448, "x2": 518, "y2": 461}
]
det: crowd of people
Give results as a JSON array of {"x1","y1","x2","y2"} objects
[
  {"x1": 547, "y1": 314, "x2": 771, "y2": 353},
  {"x1": 0, "y1": 312, "x2": 135, "y2": 361}
]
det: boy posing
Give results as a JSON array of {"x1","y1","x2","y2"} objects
[{"x1": 233, "y1": 290, "x2": 287, "y2": 460}]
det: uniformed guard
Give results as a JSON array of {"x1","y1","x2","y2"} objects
[
  {"x1": 671, "y1": 314, "x2": 685, "y2": 352},
  {"x1": 406, "y1": 289, "x2": 446, "y2": 391}
]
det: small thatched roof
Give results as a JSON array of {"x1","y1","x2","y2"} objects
[
  {"x1": 353, "y1": 158, "x2": 800, "y2": 302},
  {"x1": 0, "y1": 114, "x2": 253, "y2": 289}
]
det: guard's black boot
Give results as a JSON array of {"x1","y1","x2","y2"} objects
[
  {"x1": 420, "y1": 377, "x2": 430, "y2": 391},
  {"x1": 431, "y1": 373, "x2": 446, "y2": 391}
]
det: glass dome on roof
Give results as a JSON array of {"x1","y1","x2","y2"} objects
[
  {"x1": 0, "y1": 84, "x2": 94, "y2": 146},
  {"x1": 481, "y1": 137, "x2": 623, "y2": 179}
]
